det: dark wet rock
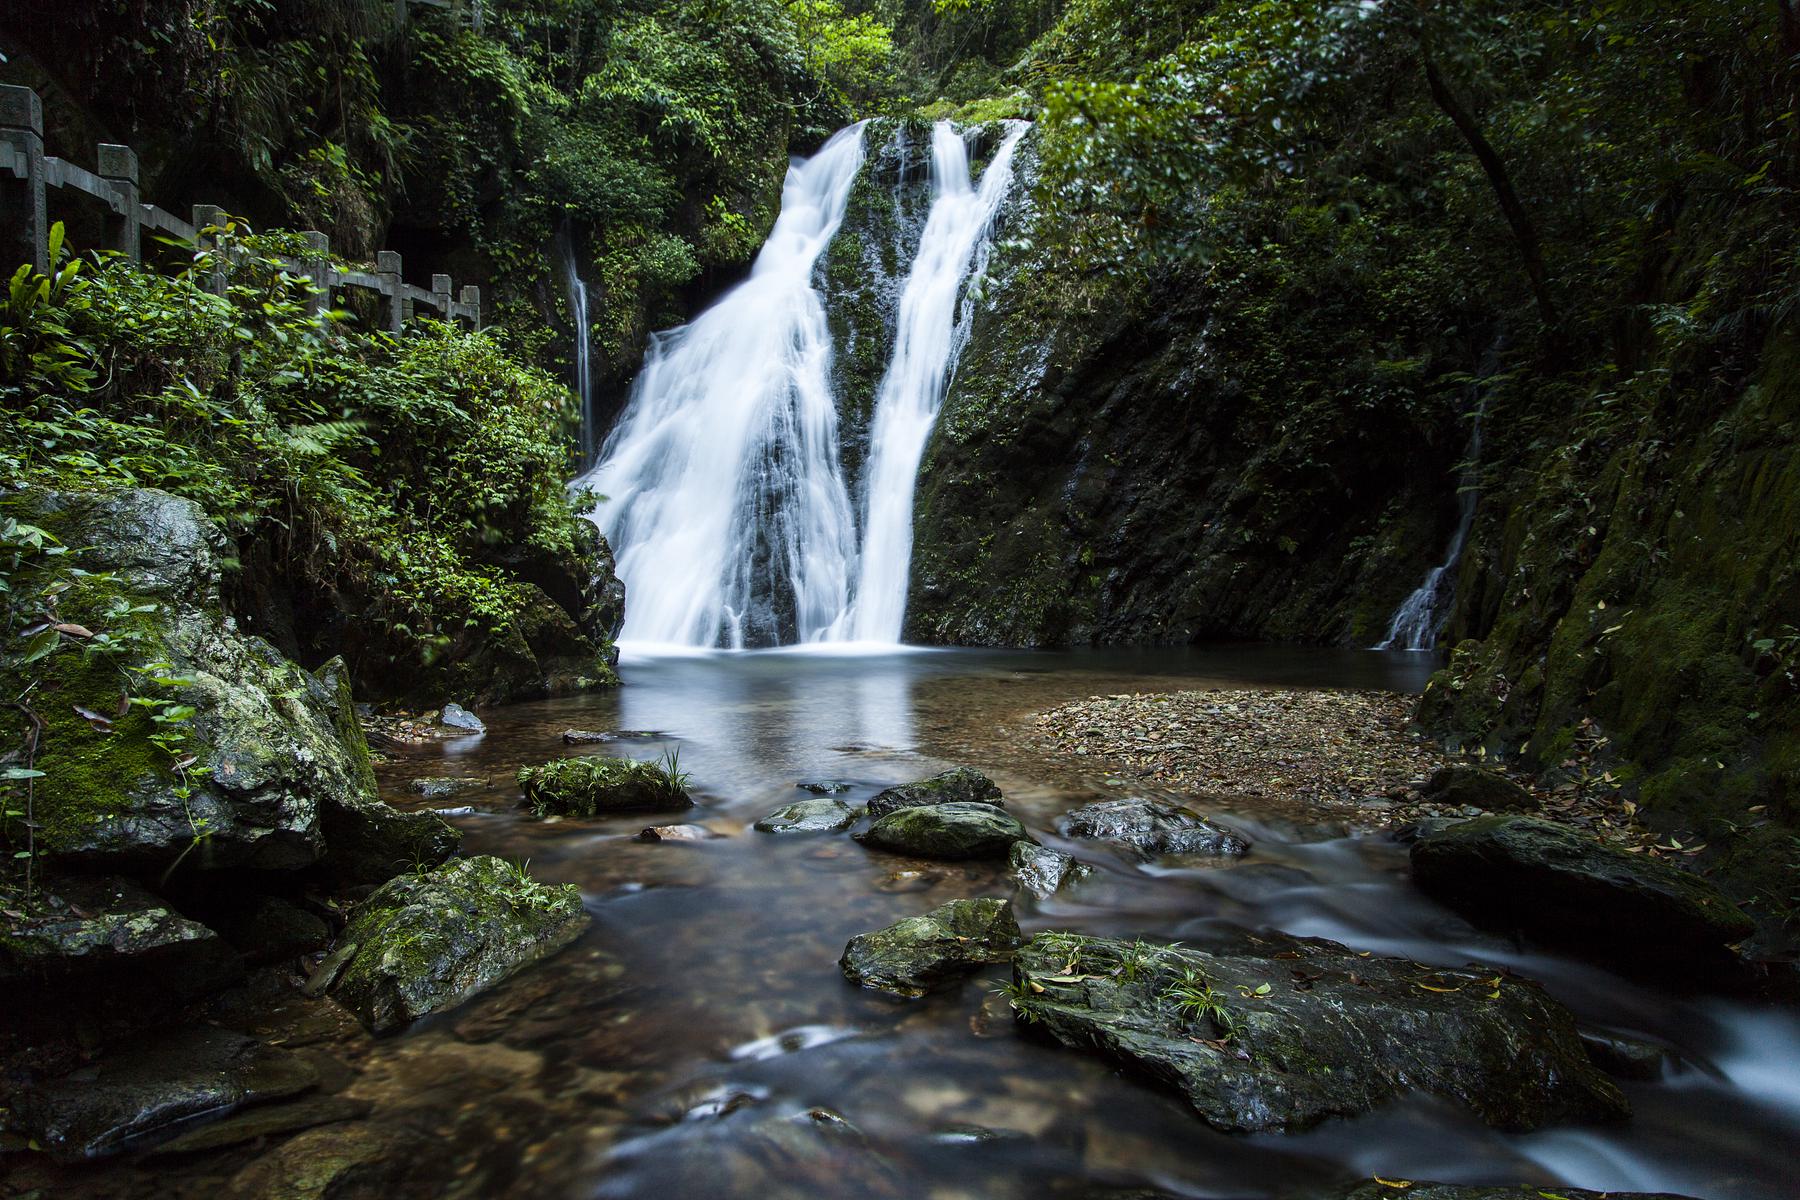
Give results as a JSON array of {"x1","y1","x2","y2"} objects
[
  {"x1": 1337, "y1": 1185, "x2": 1696, "y2": 1200},
  {"x1": 855, "y1": 802, "x2": 1032, "y2": 860},
  {"x1": 867, "y1": 767, "x2": 1004, "y2": 820},
  {"x1": 329, "y1": 855, "x2": 589, "y2": 1034},
  {"x1": 0, "y1": 489, "x2": 437, "y2": 880},
  {"x1": 563, "y1": 728, "x2": 663, "y2": 744},
  {"x1": 148, "y1": 1095, "x2": 371, "y2": 1155},
  {"x1": 0, "y1": 876, "x2": 241, "y2": 1006},
  {"x1": 406, "y1": 776, "x2": 484, "y2": 799},
  {"x1": 211, "y1": 896, "x2": 331, "y2": 963},
  {"x1": 301, "y1": 940, "x2": 360, "y2": 998},
  {"x1": 517, "y1": 756, "x2": 692, "y2": 816},
  {"x1": 1581, "y1": 1030, "x2": 1670, "y2": 1081},
  {"x1": 316, "y1": 785, "x2": 461, "y2": 887},
  {"x1": 437, "y1": 702, "x2": 485, "y2": 733},
  {"x1": 841, "y1": 898, "x2": 1024, "y2": 996},
  {"x1": 635, "y1": 823, "x2": 718, "y2": 842},
  {"x1": 223, "y1": 1121, "x2": 443, "y2": 1200},
  {"x1": 15, "y1": 1026, "x2": 319, "y2": 1160},
  {"x1": 1009, "y1": 842, "x2": 1093, "y2": 898},
  {"x1": 797, "y1": 779, "x2": 855, "y2": 795},
  {"x1": 1421, "y1": 765, "x2": 1538, "y2": 813},
  {"x1": 1410, "y1": 815, "x2": 1754, "y2": 962},
  {"x1": 1061, "y1": 798, "x2": 1249, "y2": 860},
  {"x1": 754, "y1": 798, "x2": 858, "y2": 834},
  {"x1": 1009, "y1": 930, "x2": 1628, "y2": 1133},
  {"x1": 926, "y1": 1122, "x2": 1030, "y2": 1147}
]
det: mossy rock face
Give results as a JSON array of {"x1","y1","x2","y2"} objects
[
  {"x1": 329, "y1": 855, "x2": 589, "y2": 1034},
  {"x1": 840, "y1": 897, "x2": 1023, "y2": 997},
  {"x1": 1, "y1": 489, "x2": 451, "y2": 880},
  {"x1": 1010, "y1": 931, "x2": 1628, "y2": 1134},
  {"x1": 1410, "y1": 815, "x2": 1754, "y2": 963},
  {"x1": 854, "y1": 802, "x2": 1031, "y2": 860},
  {"x1": 867, "y1": 767, "x2": 1003, "y2": 820},
  {"x1": 753, "y1": 797, "x2": 857, "y2": 834},
  {"x1": 516, "y1": 756, "x2": 693, "y2": 816},
  {"x1": 1061, "y1": 798, "x2": 1249, "y2": 861}
]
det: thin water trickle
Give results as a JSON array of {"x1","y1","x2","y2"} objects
[{"x1": 558, "y1": 226, "x2": 597, "y2": 470}]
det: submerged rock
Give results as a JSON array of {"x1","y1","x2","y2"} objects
[
  {"x1": 406, "y1": 776, "x2": 485, "y2": 800},
  {"x1": 1061, "y1": 798, "x2": 1248, "y2": 860},
  {"x1": 855, "y1": 802, "x2": 1032, "y2": 860},
  {"x1": 15, "y1": 1026, "x2": 319, "y2": 1160},
  {"x1": 1410, "y1": 815, "x2": 1754, "y2": 962},
  {"x1": 866, "y1": 767, "x2": 1004, "y2": 820},
  {"x1": 328, "y1": 855, "x2": 589, "y2": 1034},
  {"x1": 148, "y1": 1094, "x2": 371, "y2": 1156},
  {"x1": 1420, "y1": 765, "x2": 1537, "y2": 813},
  {"x1": 1009, "y1": 841, "x2": 1093, "y2": 898},
  {"x1": 563, "y1": 728, "x2": 665, "y2": 744},
  {"x1": 517, "y1": 756, "x2": 692, "y2": 816},
  {"x1": 796, "y1": 779, "x2": 855, "y2": 795},
  {"x1": 1008, "y1": 930, "x2": 1627, "y2": 1133},
  {"x1": 635, "y1": 823, "x2": 719, "y2": 842},
  {"x1": 754, "y1": 798, "x2": 858, "y2": 834},
  {"x1": 840, "y1": 898, "x2": 1023, "y2": 996}
]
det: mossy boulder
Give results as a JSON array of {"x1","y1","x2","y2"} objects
[
  {"x1": 1410, "y1": 815, "x2": 1755, "y2": 963},
  {"x1": 754, "y1": 797, "x2": 857, "y2": 833},
  {"x1": 328, "y1": 855, "x2": 589, "y2": 1034},
  {"x1": 516, "y1": 755, "x2": 693, "y2": 816},
  {"x1": 1421, "y1": 765, "x2": 1538, "y2": 813},
  {"x1": 855, "y1": 802, "x2": 1031, "y2": 860},
  {"x1": 1009, "y1": 841, "x2": 1092, "y2": 899},
  {"x1": 1009, "y1": 931, "x2": 1627, "y2": 1134},
  {"x1": 1, "y1": 488, "x2": 453, "y2": 882},
  {"x1": 840, "y1": 897, "x2": 1023, "y2": 997},
  {"x1": 866, "y1": 767, "x2": 1004, "y2": 820},
  {"x1": 1061, "y1": 798, "x2": 1249, "y2": 861}
]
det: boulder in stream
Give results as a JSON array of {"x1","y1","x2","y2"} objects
[
  {"x1": 1410, "y1": 815, "x2": 1754, "y2": 963},
  {"x1": 866, "y1": 767, "x2": 1003, "y2": 820},
  {"x1": 855, "y1": 802, "x2": 1032, "y2": 860},
  {"x1": 328, "y1": 855, "x2": 589, "y2": 1034},
  {"x1": 1007, "y1": 930, "x2": 1628, "y2": 1133},
  {"x1": 754, "y1": 798, "x2": 858, "y2": 833},
  {"x1": 517, "y1": 755, "x2": 692, "y2": 816},
  {"x1": 1009, "y1": 841, "x2": 1093, "y2": 898},
  {"x1": 841, "y1": 897, "x2": 1024, "y2": 996},
  {"x1": 1061, "y1": 798, "x2": 1248, "y2": 860}
]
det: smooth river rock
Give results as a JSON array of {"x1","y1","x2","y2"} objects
[
  {"x1": 866, "y1": 767, "x2": 1004, "y2": 820},
  {"x1": 841, "y1": 898, "x2": 1024, "y2": 996},
  {"x1": 1061, "y1": 798, "x2": 1249, "y2": 860},
  {"x1": 855, "y1": 802, "x2": 1032, "y2": 860},
  {"x1": 1008, "y1": 930, "x2": 1628, "y2": 1133},
  {"x1": 1410, "y1": 815, "x2": 1754, "y2": 962},
  {"x1": 329, "y1": 855, "x2": 589, "y2": 1034},
  {"x1": 755, "y1": 797, "x2": 858, "y2": 833},
  {"x1": 1009, "y1": 841, "x2": 1093, "y2": 898}
]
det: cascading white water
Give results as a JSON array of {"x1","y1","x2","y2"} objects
[
  {"x1": 576, "y1": 124, "x2": 867, "y2": 649},
  {"x1": 558, "y1": 227, "x2": 597, "y2": 468},
  {"x1": 842, "y1": 120, "x2": 1029, "y2": 642},
  {"x1": 1377, "y1": 413, "x2": 1485, "y2": 650}
]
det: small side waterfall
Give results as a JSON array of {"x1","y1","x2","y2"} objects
[
  {"x1": 1377, "y1": 411, "x2": 1485, "y2": 651},
  {"x1": 557, "y1": 226, "x2": 597, "y2": 469},
  {"x1": 578, "y1": 119, "x2": 1027, "y2": 650},
  {"x1": 576, "y1": 124, "x2": 868, "y2": 649},
  {"x1": 843, "y1": 121, "x2": 1030, "y2": 643}
]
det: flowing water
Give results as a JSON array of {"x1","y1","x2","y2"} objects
[
  {"x1": 577, "y1": 120, "x2": 1028, "y2": 650},
  {"x1": 558, "y1": 225, "x2": 598, "y2": 471},
  {"x1": 52, "y1": 647, "x2": 1799, "y2": 1199},
  {"x1": 1377, "y1": 413, "x2": 1485, "y2": 652}
]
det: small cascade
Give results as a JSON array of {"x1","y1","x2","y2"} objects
[
  {"x1": 843, "y1": 121, "x2": 1029, "y2": 642},
  {"x1": 557, "y1": 225, "x2": 597, "y2": 470},
  {"x1": 575, "y1": 124, "x2": 868, "y2": 648},
  {"x1": 1377, "y1": 409, "x2": 1486, "y2": 651}
]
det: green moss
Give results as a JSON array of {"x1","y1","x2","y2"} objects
[{"x1": 515, "y1": 756, "x2": 692, "y2": 817}]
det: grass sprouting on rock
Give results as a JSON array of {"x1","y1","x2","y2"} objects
[{"x1": 516, "y1": 756, "x2": 694, "y2": 817}]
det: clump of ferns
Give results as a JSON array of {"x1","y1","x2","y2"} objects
[
  {"x1": 994, "y1": 977, "x2": 1048, "y2": 1025},
  {"x1": 1164, "y1": 966, "x2": 1239, "y2": 1040}
]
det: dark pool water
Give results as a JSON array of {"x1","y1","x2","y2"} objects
[{"x1": 46, "y1": 646, "x2": 1800, "y2": 1198}]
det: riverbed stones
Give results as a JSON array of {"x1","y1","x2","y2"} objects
[
  {"x1": 1009, "y1": 842, "x2": 1092, "y2": 898},
  {"x1": 1009, "y1": 930, "x2": 1628, "y2": 1133},
  {"x1": 328, "y1": 855, "x2": 589, "y2": 1034},
  {"x1": 14, "y1": 1026, "x2": 319, "y2": 1160},
  {"x1": 841, "y1": 898, "x2": 1024, "y2": 996},
  {"x1": 517, "y1": 755, "x2": 692, "y2": 816},
  {"x1": 1410, "y1": 815, "x2": 1754, "y2": 962},
  {"x1": 1420, "y1": 765, "x2": 1537, "y2": 812},
  {"x1": 1061, "y1": 798, "x2": 1248, "y2": 860},
  {"x1": 855, "y1": 802, "x2": 1031, "y2": 860},
  {"x1": 867, "y1": 767, "x2": 1004, "y2": 819},
  {"x1": 755, "y1": 797, "x2": 858, "y2": 833}
]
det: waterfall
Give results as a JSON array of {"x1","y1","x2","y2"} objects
[
  {"x1": 558, "y1": 226, "x2": 597, "y2": 469},
  {"x1": 576, "y1": 124, "x2": 868, "y2": 649},
  {"x1": 577, "y1": 119, "x2": 1026, "y2": 650},
  {"x1": 1377, "y1": 411, "x2": 1486, "y2": 651},
  {"x1": 843, "y1": 121, "x2": 1030, "y2": 643}
]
